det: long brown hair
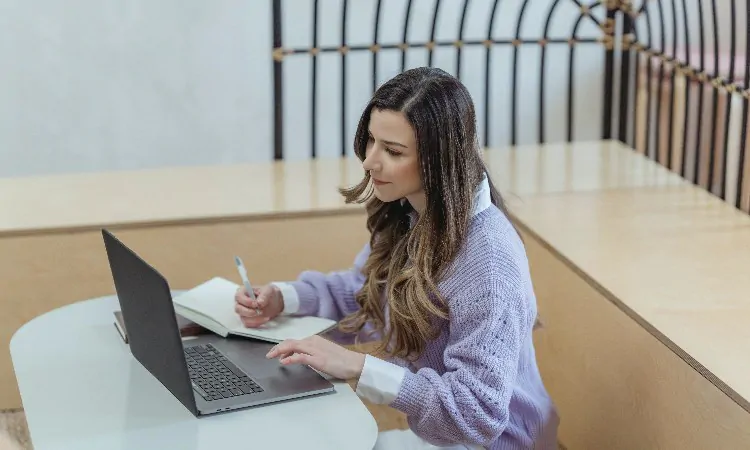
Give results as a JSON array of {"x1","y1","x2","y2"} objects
[{"x1": 338, "y1": 67, "x2": 514, "y2": 361}]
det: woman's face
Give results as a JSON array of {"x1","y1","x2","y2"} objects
[{"x1": 362, "y1": 108, "x2": 425, "y2": 211}]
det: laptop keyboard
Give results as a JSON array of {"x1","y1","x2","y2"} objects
[{"x1": 185, "y1": 343, "x2": 264, "y2": 402}]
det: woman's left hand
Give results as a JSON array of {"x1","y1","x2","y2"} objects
[{"x1": 266, "y1": 335, "x2": 366, "y2": 380}]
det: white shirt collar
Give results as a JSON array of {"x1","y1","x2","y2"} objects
[
  {"x1": 401, "y1": 173, "x2": 492, "y2": 218},
  {"x1": 471, "y1": 174, "x2": 492, "y2": 217}
]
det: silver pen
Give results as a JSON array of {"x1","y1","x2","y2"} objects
[{"x1": 234, "y1": 256, "x2": 256, "y2": 301}]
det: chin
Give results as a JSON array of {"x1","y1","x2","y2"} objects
[{"x1": 372, "y1": 186, "x2": 401, "y2": 203}]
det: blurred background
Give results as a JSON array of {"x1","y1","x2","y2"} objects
[{"x1": 1, "y1": 0, "x2": 743, "y2": 177}]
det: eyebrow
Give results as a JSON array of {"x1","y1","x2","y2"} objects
[{"x1": 368, "y1": 130, "x2": 408, "y2": 148}]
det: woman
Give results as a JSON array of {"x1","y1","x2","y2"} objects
[{"x1": 235, "y1": 67, "x2": 559, "y2": 449}]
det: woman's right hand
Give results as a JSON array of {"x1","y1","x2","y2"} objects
[{"x1": 234, "y1": 284, "x2": 285, "y2": 328}]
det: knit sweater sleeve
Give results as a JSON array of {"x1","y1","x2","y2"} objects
[
  {"x1": 270, "y1": 242, "x2": 370, "y2": 322},
  {"x1": 389, "y1": 260, "x2": 531, "y2": 447}
]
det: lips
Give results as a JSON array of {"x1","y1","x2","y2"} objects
[{"x1": 372, "y1": 178, "x2": 390, "y2": 186}]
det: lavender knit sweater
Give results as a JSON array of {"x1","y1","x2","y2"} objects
[{"x1": 282, "y1": 204, "x2": 559, "y2": 449}]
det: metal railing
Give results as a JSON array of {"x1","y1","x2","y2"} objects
[
  {"x1": 271, "y1": 0, "x2": 750, "y2": 213},
  {"x1": 613, "y1": 0, "x2": 749, "y2": 211}
]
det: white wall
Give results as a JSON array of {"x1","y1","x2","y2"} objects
[
  {"x1": 0, "y1": 0, "x2": 270, "y2": 177},
  {"x1": 1, "y1": 0, "x2": 736, "y2": 178}
]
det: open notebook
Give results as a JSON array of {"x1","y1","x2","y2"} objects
[{"x1": 172, "y1": 277, "x2": 337, "y2": 344}]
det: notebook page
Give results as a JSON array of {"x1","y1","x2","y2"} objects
[
  {"x1": 229, "y1": 315, "x2": 337, "y2": 342},
  {"x1": 172, "y1": 277, "x2": 244, "y2": 331}
]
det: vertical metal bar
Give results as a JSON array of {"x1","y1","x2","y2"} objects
[
  {"x1": 739, "y1": 96, "x2": 749, "y2": 210},
  {"x1": 642, "y1": 9, "x2": 654, "y2": 159},
  {"x1": 666, "y1": 0, "x2": 678, "y2": 170},
  {"x1": 679, "y1": 0, "x2": 692, "y2": 178},
  {"x1": 401, "y1": 0, "x2": 414, "y2": 72},
  {"x1": 719, "y1": 0, "x2": 737, "y2": 199},
  {"x1": 427, "y1": 0, "x2": 442, "y2": 67},
  {"x1": 602, "y1": 4, "x2": 616, "y2": 140},
  {"x1": 340, "y1": 0, "x2": 349, "y2": 157},
  {"x1": 735, "y1": 2, "x2": 750, "y2": 209},
  {"x1": 512, "y1": 0, "x2": 533, "y2": 146},
  {"x1": 540, "y1": 0, "x2": 565, "y2": 144},
  {"x1": 692, "y1": 0, "x2": 707, "y2": 183},
  {"x1": 272, "y1": 0, "x2": 284, "y2": 160},
  {"x1": 372, "y1": 0, "x2": 383, "y2": 93},
  {"x1": 654, "y1": 0, "x2": 666, "y2": 164},
  {"x1": 631, "y1": 32, "x2": 641, "y2": 149},
  {"x1": 707, "y1": 0, "x2": 721, "y2": 191},
  {"x1": 618, "y1": 10, "x2": 633, "y2": 143},
  {"x1": 484, "y1": 0, "x2": 503, "y2": 148},
  {"x1": 568, "y1": 6, "x2": 598, "y2": 142},
  {"x1": 567, "y1": 34, "x2": 574, "y2": 142},
  {"x1": 311, "y1": 0, "x2": 319, "y2": 159},
  {"x1": 456, "y1": 0, "x2": 471, "y2": 79}
]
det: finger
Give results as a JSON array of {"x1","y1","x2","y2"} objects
[
  {"x1": 267, "y1": 340, "x2": 303, "y2": 358},
  {"x1": 241, "y1": 316, "x2": 271, "y2": 328},
  {"x1": 234, "y1": 302, "x2": 261, "y2": 319},
  {"x1": 266, "y1": 339, "x2": 299, "y2": 358},
  {"x1": 234, "y1": 289, "x2": 249, "y2": 305},
  {"x1": 275, "y1": 351, "x2": 294, "y2": 360},
  {"x1": 267, "y1": 338, "x2": 316, "y2": 358},
  {"x1": 254, "y1": 293, "x2": 268, "y2": 308},
  {"x1": 279, "y1": 352, "x2": 319, "y2": 367},
  {"x1": 235, "y1": 294, "x2": 260, "y2": 309}
]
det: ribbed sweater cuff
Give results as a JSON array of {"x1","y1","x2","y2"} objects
[{"x1": 389, "y1": 371, "x2": 426, "y2": 416}]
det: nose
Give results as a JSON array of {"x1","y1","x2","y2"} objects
[{"x1": 362, "y1": 149, "x2": 382, "y2": 172}]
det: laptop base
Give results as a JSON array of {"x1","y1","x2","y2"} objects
[{"x1": 185, "y1": 334, "x2": 335, "y2": 416}]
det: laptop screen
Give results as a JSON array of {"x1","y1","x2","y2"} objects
[{"x1": 101, "y1": 229, "x2": 198, "y2": 416}]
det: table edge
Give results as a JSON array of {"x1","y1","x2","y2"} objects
[{"x1": 0, "y1": 207, "x2": 367, "y2": 239}]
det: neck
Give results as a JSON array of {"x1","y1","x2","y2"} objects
[{"x1": 405, "y1": 191, "x2": 427, "y2": 214}]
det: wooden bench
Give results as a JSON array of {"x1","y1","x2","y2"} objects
[
  {"x1": 3, "y1": 140, "x2": 749, "y2": 448},
  {"x1": 490, "y1": 140, "x2": 750, "y2": 449}
]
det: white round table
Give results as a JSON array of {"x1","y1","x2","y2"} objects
[{"x1": 10, "y1": 295, "x2": 378, "y2": 450}]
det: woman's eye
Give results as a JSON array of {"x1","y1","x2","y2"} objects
[{"x1": 385, "y1": 147, "x2": 401, "y2": 156}]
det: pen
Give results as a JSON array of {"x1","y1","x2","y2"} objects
[{"x1": 234, "y1": 256, "x2": 256, "y2": 300}]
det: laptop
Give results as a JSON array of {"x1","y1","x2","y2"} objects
[{"x1": 101, "y1": 228, "x2": 335, "y2": 417}]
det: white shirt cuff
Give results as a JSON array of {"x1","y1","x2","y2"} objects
[
  {"x1": 355, "y1": 355, "x2": 406, "y2": 405},
  {"x1": 270, "y1": 282, "x2": 300, "y2": 315}
]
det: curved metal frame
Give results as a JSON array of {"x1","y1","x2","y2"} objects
[
  {"x1": 272, "y1": 0, "x2": 750, "y2": 213},
  {"x1": 618, "y1": 0, "x2": 749, "y2": 211}
]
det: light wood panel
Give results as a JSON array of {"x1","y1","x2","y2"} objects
[
  {"x1": 1, "y1": 213, "x2": 368, "y2": 409},
  {"x1": 0, "y1": 140, "x2": 685, "y2": 237},
  {"x1": 0, "y1": 158, "x2": 366, "y2": 235},
  {"x1": 512, "y1": 185, "x2": 750, "y2": 411},
  {"x1": 525, "y1": 231, "x2": 750, "y2": 449}
]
